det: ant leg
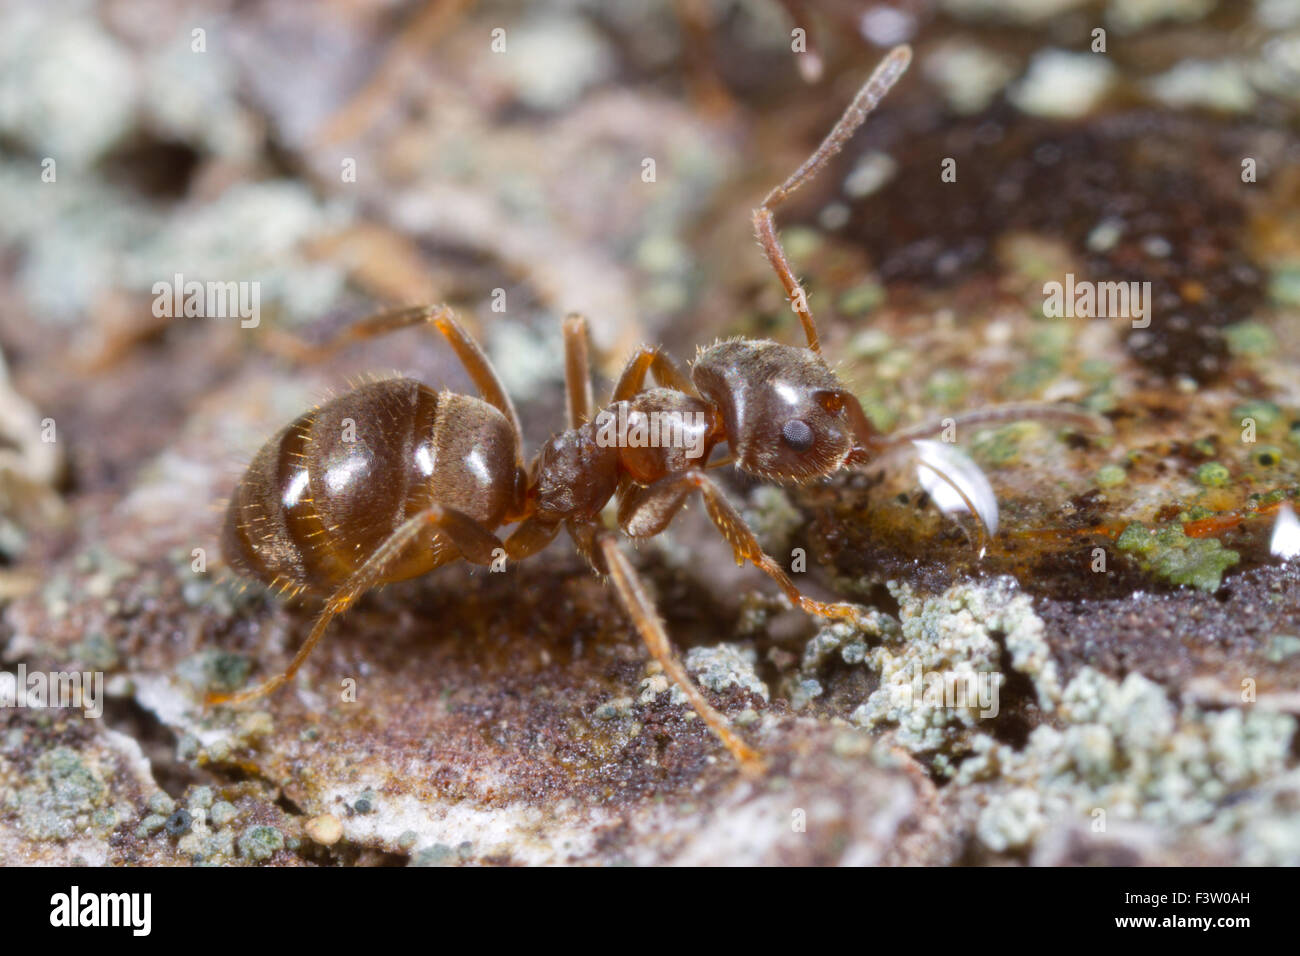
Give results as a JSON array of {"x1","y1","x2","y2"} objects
[
  {"x1": 268, "y1": 304, "x2": 524, "y2": 466},
  {"x1": 592, "y1": 531, "x2": 765, "y2": 773},
  {"x1": 504, "y1": 516, "x2": 562, "y2": 560},
  {"x1": 752, "y1": 45, "x2": 911, "y2": 353},
  {"x1": 618, "y1": 470, "x2": 873, "y2": 628},
  {"x1": 206, "y1": 505, "x2": 505, "y2": 707},
  {"x1": 563, "y1": 313, "x2": 595, "y2": 428},
  {"x1": 610, "y1": 346, "x2": 696, "y2": 402}
]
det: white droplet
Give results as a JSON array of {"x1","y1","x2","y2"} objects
[
  {"x1": 912, "y1": 439, "x2": 999, "y2": 537},
  {"x1": 1270, "y1": 502, "x2": 1300, "y2": 561}
]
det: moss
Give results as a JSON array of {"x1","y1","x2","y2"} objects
[{"x1": 1116, "y1": 522, "x2": 1239, "y2": 591}]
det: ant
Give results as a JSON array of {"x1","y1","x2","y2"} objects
[{"x1": 213, "y1": 46, "x2": 1105, "y2": 773}]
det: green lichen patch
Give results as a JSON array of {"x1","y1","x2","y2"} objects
[
  {"x1": 1115, "y1": 522, "x2": 1239, "y2": 592},
  {"x1": 10, "y1": 746, "x2": 110, "y2": 841},
  {"x1": 1194, "y1": 462, "x2": 1231, "y2": 487}
]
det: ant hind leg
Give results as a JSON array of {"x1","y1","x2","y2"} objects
[
  {"x1": 265, "y1": 304, "x2": 525, "y2": 467},
  {"x1": 206, "y1": 505, "x2": 506, "y2": 707}
]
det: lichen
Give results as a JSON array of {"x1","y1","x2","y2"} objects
[
  {"x1": 1115, "y1": 522, "x2": 1240, "y2": 591},
  {"x1": 669, "y1": 644, "x2": 769, "y2": 705},
  {"x1": 959, "y1": 668, "x2": 1295, "y2": 851},
  {"x1": 804, "y1": 578, "x2": 1058, "y2": 754}
]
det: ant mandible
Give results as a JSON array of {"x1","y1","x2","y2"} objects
[{"x1": 213, "y1": 46, "x2": 1104, "y2": 773}]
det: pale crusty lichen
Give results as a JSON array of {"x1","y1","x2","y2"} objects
[
  {"x1": 799, "y1": 575, "x2": 1297, "y2": 856},
  {"x1": 961, "y1": 668, "x2": 1295, "y2": 852},
  {"x1": 670, "y1": 643, "x2": 769, "y2": 705},
  {"x1": 842, "y1": 577, "x2": 1058, "y2": 753}
]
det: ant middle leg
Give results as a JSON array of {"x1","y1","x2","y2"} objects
[
  {"x1": 617, "y1": 470, "x2": 876, "y2": 629},
  {"x1": 590, "y1": 531, "x2": 765, "y2": 773},
  {"x1": 207, "y1": 504, "x2": 505, "y2": 707},
  {"x1": 752, "y1": 45, "x2": 912, "y2": 354}
]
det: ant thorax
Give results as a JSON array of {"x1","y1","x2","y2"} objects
[{"x1": 529, "y1": 388, "x2": 722, "y2": 523}]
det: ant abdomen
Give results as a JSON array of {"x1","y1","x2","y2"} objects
[{"x1": 221, "y1": 378, "x2": 519, "y2": 595}]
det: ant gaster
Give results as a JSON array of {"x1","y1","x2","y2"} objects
[{"x1": 215, "y1": 46, "x2": 1104, "y2": 772}]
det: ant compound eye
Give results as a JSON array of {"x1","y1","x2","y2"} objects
[{"x1": 781, "y1": 419, "x2": 816, "y2": 452}]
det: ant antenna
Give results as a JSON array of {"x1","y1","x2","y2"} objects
[{"x1": 753, "y1": 44, "x2": 912, "y2": 355}]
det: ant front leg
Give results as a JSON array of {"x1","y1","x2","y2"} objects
[
  {"x1": 588, "y1": 530, "x2": 765, "y2": 773},
  {"x1": 265, "y1": 304, "x2": 525, "y2": 466},
  {"x1": 610, "y1": 346, "x2": 696, "y2": 402},
  {"x1": 562, "y1": 313, "x2": 595, "y2": 428},
  {"x1": 207, "y1": 505, "x2": 505, "y2": 707},
  {"x1": 617, "y1": 470, "x2": 875, "y2": 629}
]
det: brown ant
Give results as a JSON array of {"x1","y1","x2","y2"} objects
[{"x1": 213, "y1": 46, "x2": 1104, "y2": 772}]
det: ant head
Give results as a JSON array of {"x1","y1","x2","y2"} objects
[{"x1": 693, "y1": 340, "x2": 881, "y2": 482}]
